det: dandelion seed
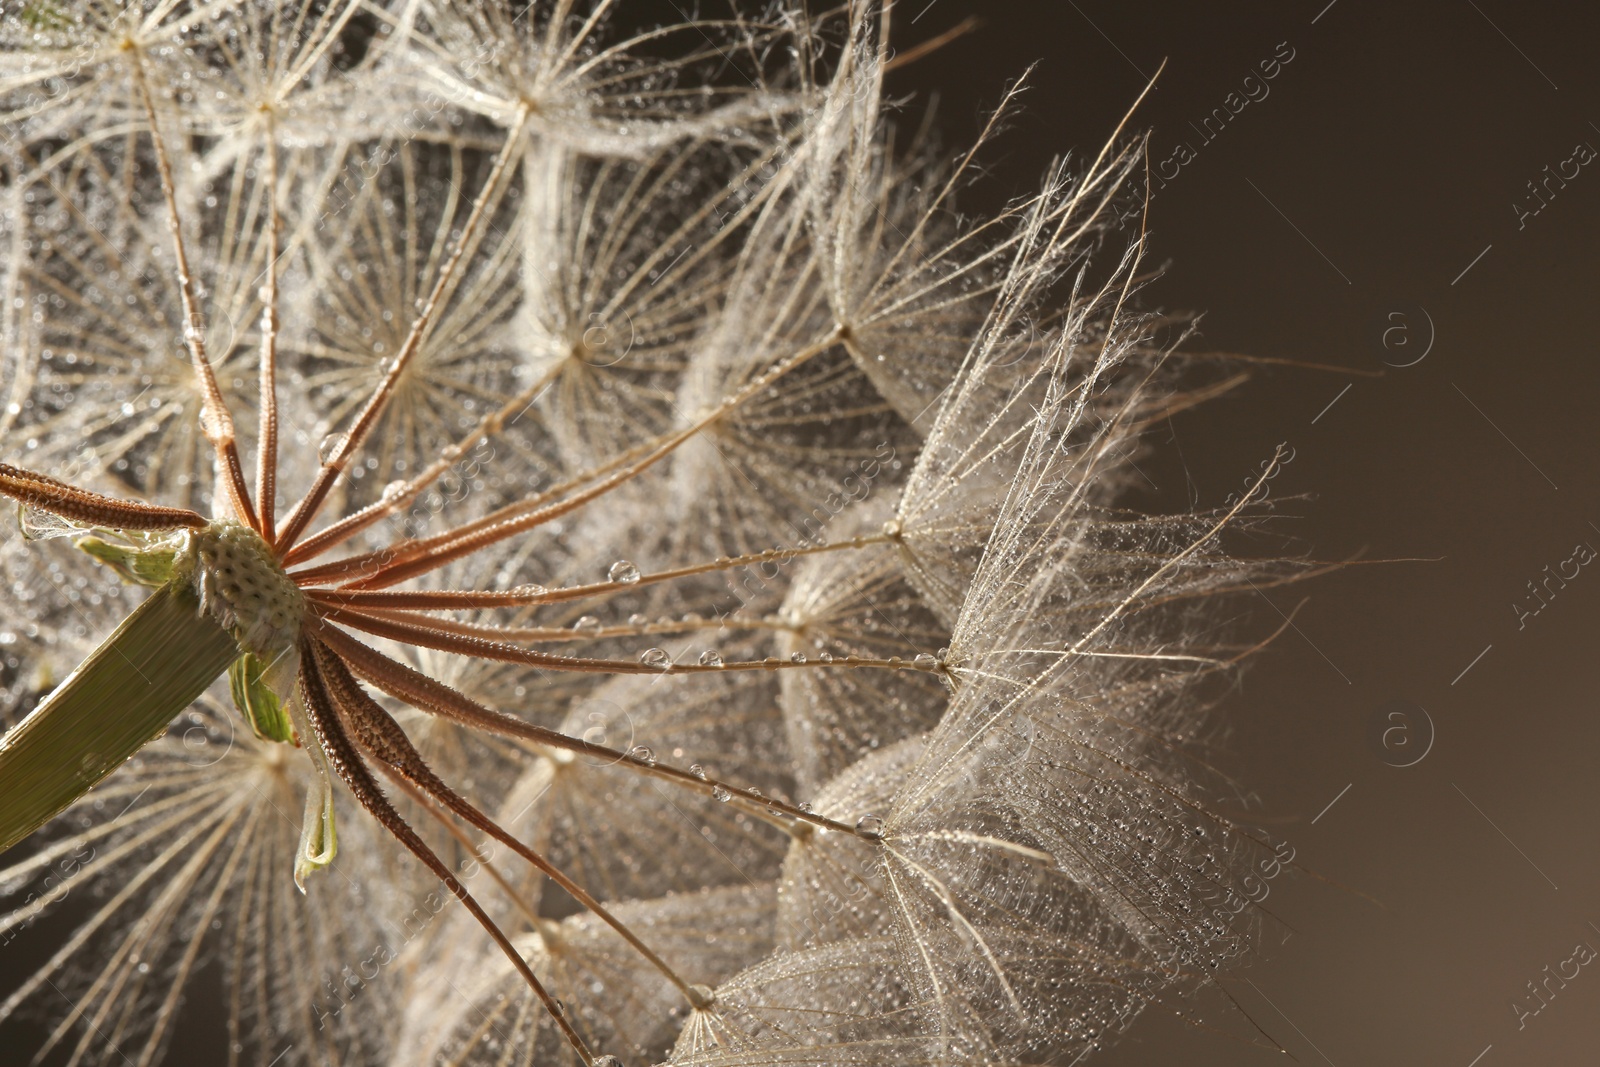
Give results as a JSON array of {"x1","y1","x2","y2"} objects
[{"x1": 0, "y1": 3, "x2": 1304, "y2": 1064}]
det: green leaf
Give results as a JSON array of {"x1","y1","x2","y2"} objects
[
  {"x1": 293, "y1": 733, "x2": 339, "y2": 891},
  {"x1": 0, "y1": 580, "x2": 238, "y2": 856},
  {"x1": 228, "y1": 653, "x2": 296, "y2": 744},
  {"x1": 76, "y1": 535, "x2": 179, "y2": 588}
]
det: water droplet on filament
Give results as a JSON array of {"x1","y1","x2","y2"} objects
[{"x1": 317, "y1": 432, "x2": 347, "y2": 465}]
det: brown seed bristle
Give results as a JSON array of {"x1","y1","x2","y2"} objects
[{"x1": 0, "y1": 463, "x2": 209, "y2": 531}]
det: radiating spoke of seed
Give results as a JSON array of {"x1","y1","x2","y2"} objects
[
  {"x1": 311, "y1": 641, "x2": 713, "y2": 1010},
  {"x1": 282, "y1": 431, "x2": 686, "y2": 585},
  {"x1": 0, "y1": 462, "x2": 208, "y2": 531},
  {"x1": 274, "y1": 104, "x2": 533, "y2": 553},
  {"x1": 296, "y1": 638, "x2": 599, "y2": 1065},
  {"x1": 298, "y1": 531, "x2": 892, "y2": 610},
  {"x1": 323, "y1": 332, "x2": 845, "y2": 589},
  {"x1": 314, "y1": 623, "x2": 872, "y2": 839},
  {"x1": 256, "y1": 121, "x2": 282, "y2": 544},
  {"x1": 280, "y1": 359, "x2": 568, "y2": 565},
  {"x1": 285, "y1": 322, "x2": 839, "y2": 583},
  {"x1": 128, "y1": 45, "x2": 258, "y2": 531},
  {"x1": 314, "y1": 601, "x2": 942, "y2": 680},
  {"x1": 304, "y1": 603, "x2": 794, "y2": 646}
]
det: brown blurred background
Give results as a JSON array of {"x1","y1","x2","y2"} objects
[{"x1": 884, "y1": 2, "x2": 1600, "y2": 1064}]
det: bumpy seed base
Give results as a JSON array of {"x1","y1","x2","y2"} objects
[{"x1": 189, "y1": 522, "x2": 303, "y2": 663}]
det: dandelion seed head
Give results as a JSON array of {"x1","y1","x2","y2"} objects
[{"x1": 0, "y1": 3, "x2": 1306, "y2": 1064}]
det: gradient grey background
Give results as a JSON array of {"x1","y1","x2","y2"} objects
[
  {"x1": 884, "y1": 2, "x2": 1599, "y2": 1064},
  {"x1": 6, "y1": 3, "x2": 1597, "y2": 1064}
]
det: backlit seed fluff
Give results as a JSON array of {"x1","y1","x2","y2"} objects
[{"x1": 0, "y1": 3, "x2": 1305, "y2": 1065}]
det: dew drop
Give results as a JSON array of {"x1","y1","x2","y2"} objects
[
  {"x1": 629, "y1": 746, "x2": 655, "y2": 767},
  {"x1": 798, "y1": 801, "x2": 815, "y2": 814},
  {"x1": 639, "y1": 647, "x2": 670, "y2": 669},
  {"x1": 572, "y1": 615, "x2": 601, "y2": 633},
  {"x1": 855, "y1": 813, "x2": 884, "y2": 837},
  {"x1": 698, "y1": 649, "x2": 724, "y2": 667},
  {"x1": 881, "y1": 518, "x2": 903, "y2": 538},
  {"x1": 789, "y1": 652, "x2": 807, "y2": 664},
  {"x1": 511, "y1": 583, "x2": 546, "y2": 597},
  {"x1": 711, "y1": 785, "x2": 731, "y2": 802},
  {"x1": 689, "y1": 764, "x2": 708, "y2": 779},
  {"x1": 594, "y1": 1058, "x2": 623, "y2": 1067},
  {"x1": 913, "y1": 652, "x2": 938, "y2": 670},
  {"x1": 380, "y1": 479, "x2": 408, "y2": 501},
  {"x1": 317, "y1": 432, "x2": 347, "y2": 465},
  {"x1": 607, "y1": 559, "x2": 641, "y2": 584},
  {"x1": 628, "y1": 613, "x2": 648, "y2": 626},
  {"x1": 818, "y1": 651, "x2": 834, "y2": 663}
]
